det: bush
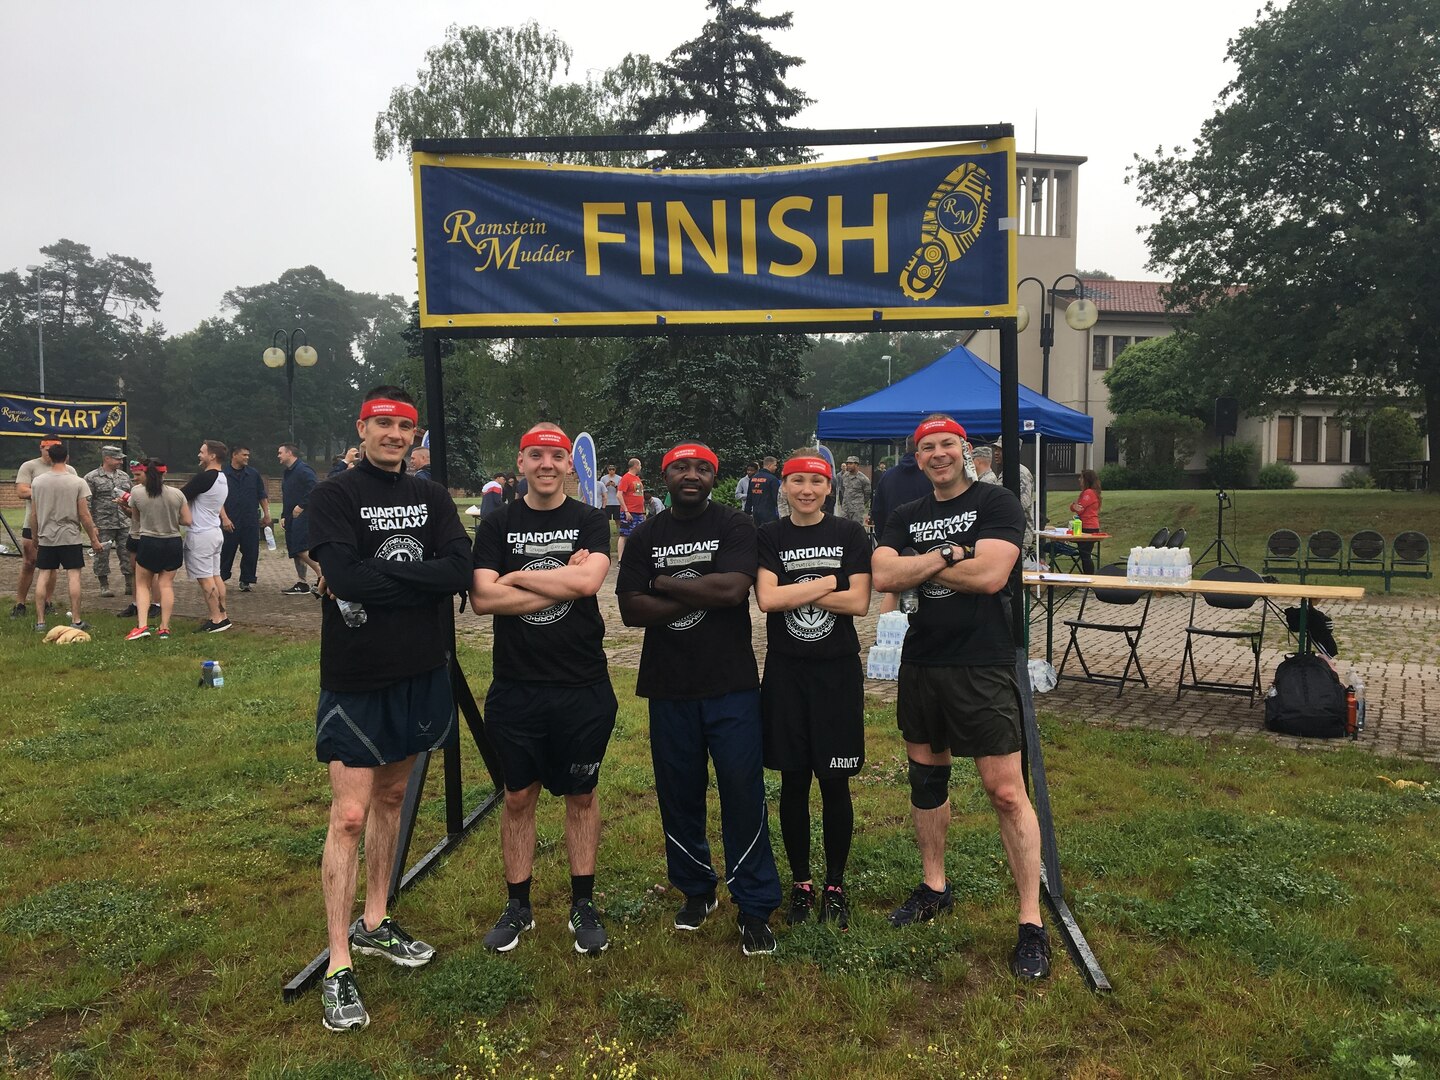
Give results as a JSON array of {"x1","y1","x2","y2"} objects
[
  {"x1": 1206, "y1": 441, "x2": 1258, "y2": 488},
  {"x1": 1257, "y1": 462, "x2": 1297, "y2": 489},
  {"x1": 1099, "y1": 464, "x2": 1133, "y2": 490},
  {"x1": 1340, "y1": 467, "x2": 1376, "y2": 489},
  {"x1": 1367, "y1": 407, "x2": 1423, "y2": 490},
  {"x1": 1111, "y1": 409, "x2": 1204, "y2": 487}
]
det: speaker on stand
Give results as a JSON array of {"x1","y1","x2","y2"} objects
[{"x1": 1197, "y1": 398, "x2": 1242, "y2": 566}]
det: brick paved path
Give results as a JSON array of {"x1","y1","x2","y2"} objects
[{"x1": 6, "y1": 544, "x2": 1435, "y2": 762}]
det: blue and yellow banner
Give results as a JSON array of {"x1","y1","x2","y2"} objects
[
  {"x1": 413, "y1": 141, "x2": 1017, "y2": 330},
  {"x1": 0, "y1": 393, "x2": 126, "y2": 440}
]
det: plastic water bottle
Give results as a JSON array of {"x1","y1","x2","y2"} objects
[
  {"x1": 1353, "y1": 672, "x2": 1366, "y2": 734},
  {"x1": 336, "y1": 599, "x2": 368, "y2": 628},
  {"x1": 1127, "y1": 547, "x2": 1141, "y2": 583},
  {"x1": 264, "y1": 526, "x2": 277, "y2": 551},
  {"x1": 1179, "y1": 548, "x2": 1192, "y2": 583},
  {"x1": 198, "y1": 660, "x2": 224, "y2": 689}
]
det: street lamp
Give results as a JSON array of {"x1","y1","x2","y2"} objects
[
  {"x1": 262, "y1": 329, "x2": 318, "y2": 442},
  {"x1": 881, "y1": 353, "x2": 893, "y2": 386},
  {"x1": 24, "y1": 265, "x2": 44, "y2": 394},
  {"x1": 1016, "y1": 274, "x2": 1098, "y2": 523}
]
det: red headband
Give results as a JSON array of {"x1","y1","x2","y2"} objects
[
  {"x1": 40, "y1": 439, "x2": 61, "y2": 449},
  {"x1": 782, "y1": 456, "x2": 832, "y2": 479},
  {"x1": 519, "y1": 430, "x2": 572, "y2": 452},
  {"x1": 913, "y1": 418, "x2": 967, "y2": 446},
  {"x1": 150, "y1": 464, "x2": 167, "y2": 474},
  {"x1": 131, "y1": 463, "x2": 146, "y2": 473},
  {"x1": 662, "y1": 444, "x2": 719, "y2": 472},
  {"x1": 360, "y1": 398, "x2": 418, "y2": 423}
]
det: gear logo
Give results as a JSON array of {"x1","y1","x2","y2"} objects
[
  {"x1": 899, "y1": 162, "x2": 992, "y2": 301},
  {"x1": 376, "y1": 534, "x2": 425, "y2": 562},
  {"x1": 784, "y1": 573, "x2": 835, "y2": 642},
  {"x1": 519, "y1": 555, "x2": 573, "y2": 625},
  {"x1": 666, "y1": 568, "x2": 706, "y2": 631}
]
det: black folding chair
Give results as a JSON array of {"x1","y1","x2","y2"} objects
[
  {"x1": 1346, "y1": 530, "x2": 1388, "y2": 591},
  {"x1": 1262, "y1": 529, "x2": 1302, "y2": 578},
  {"x1": 1391, "y1": 531, "x2": 1432, "y2": 585},
  {"x1": 1166, "y1": 528, "x2": 1187, "y2": 549},
  {"x1": 1303, "y1": 530, "x2": 1344, "y2": 582},
  {"x1": 1044, "y1": 537, "x2": 1083, "y2": 573},
  {"x1": 1148, "y1": 527, "x2": 1170, "y2": 548},
  {"x1": 1177, "y1": 564, "x2": 1268, "y2": 705},
  {"x1": 1058, "y1": 564, "x2": 1152, "y2": 697}
]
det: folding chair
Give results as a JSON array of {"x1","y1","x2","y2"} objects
[
  {"x1": 1058, "y1": 564, "x2": 1152, "y2": 697},
  {"x1": 1303, "y1": 530, "x2": 1344, "y2": 582},
  {"x1": 1148, "y1": 527, "x2": 1170, "y2": 548},
  {"x1": 1346, "y1": 530, "x2": 1388, "y2": 591},
  {"x1": 1166, "y1": 528, "x2": 1188, "y2": 549},
  {"x1": 1044, "y1": 537, "x2": 1083, "y2": 573},
  {"x1": 1391, "y1": 531, "x2": 1432, "y2": 585},
  {"x1": 1262, "y1": 529, "x2": 1302, "y2": 578},
  {"x1": 1177, "y1": 564, "x2": 1268, "y2": 705}
]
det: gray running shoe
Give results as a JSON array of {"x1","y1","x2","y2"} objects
[
  {"x1": 349, "y1": 916, "x2": 436, "y2": 968},
  {"x1": 569, "y1": 899, "x2": 609, "y2": 955},
  {"x1": 674, "y1": 891, "x2": 718, "y2": 931},
  {"x1": 320, "y1": 967, "x2": 369, "y2": 1032},
  {"x1": 482, "y1": 900, "x2": 534, "y2": 953}
]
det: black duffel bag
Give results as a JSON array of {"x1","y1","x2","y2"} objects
[{"x1": 1263, "y1": 653, "x2": 1349, "y2": 738}]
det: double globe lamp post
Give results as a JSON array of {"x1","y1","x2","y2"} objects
[{"x1": 262, "y1": 329, "x2": 318, "y2": 443}]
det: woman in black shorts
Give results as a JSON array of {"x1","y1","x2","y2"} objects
[
  {"x1": 126, "y1": 459, "x2": 191, "y2": 640},
  {"x1": 756, "y1": 454, "x2": 873, "y2": 929}
]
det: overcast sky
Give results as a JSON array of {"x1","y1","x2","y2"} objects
[{"x1": 1, "y1": 0, "x2": 1267, "y2": 334}]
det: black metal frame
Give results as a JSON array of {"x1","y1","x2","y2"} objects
[
  {"x1": 1058, "y1": 570, "x2": 1152, "y2": 698},
  {"x1": 283, "y1": 123, "x2": 1110, "y2": 1001},
  {"x1": 1177, "y1": 568, "x2": 1269, "y2": 705}
]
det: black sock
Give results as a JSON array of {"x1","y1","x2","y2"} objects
[
  {"x1": 779, "y1": 770, "x2": 813, "y2": 882},
  {"x1": 571, "y1": 874, "x2": 594, "y2": 904},
  {"x1": 818, "y1": 776, "x2": 854, "y2": 886},
  {"x1": 507, "y1": 877, "x2": 531, "y2": 907}
]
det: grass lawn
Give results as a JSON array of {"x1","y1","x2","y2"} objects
[{"x1": 1, "y1": 614, "x2": 1438, "y2": 1078}]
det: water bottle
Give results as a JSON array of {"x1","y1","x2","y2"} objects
[
  {"x1": 1070, "y1": 517, "x2": 1083, "y2": 536},
  {"x1": 198, "y1": 660, "x2": 224, "y2": 689},
  {"x1": 1179, "y1": 548, "x2": 1192, "y2": 583},
  {"x1": 1353, "y1": 673, "x2": 1366, "y2": 734},
  {"x1": 1127, "y1": 547, "x2": 1141, "y2": 583},
  {"x1": 264, "y1": 526, "x2": 277, "y2": 551},
  {"x1": 336, "y1": 598, "x2": 368, "y2": 628}
]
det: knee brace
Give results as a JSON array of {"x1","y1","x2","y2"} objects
[{"x1": 908, "y1": 759, "x2": 951, "y2": 810}]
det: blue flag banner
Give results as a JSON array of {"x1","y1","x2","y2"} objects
[
  {"x1": 572, "y1": 431, "x2": 599, "y2": 508},
  {"x1": 413, "y1": 141, "x2": 1017, "y2": 330},
  {"x1": 1, "y1": 393, "x2": 127, "y2": 441}
]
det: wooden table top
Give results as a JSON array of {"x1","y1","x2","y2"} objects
[
  {"x1": 1038, "y1": 530, "x2": 1111, "y2": 540},
  {"x1": 1023, "y1": 571, "x2": 1364, "y2": 601}
]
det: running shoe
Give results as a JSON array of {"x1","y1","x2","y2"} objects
[
  {"x1": 117, "y1": 603, "x2": 137, "y2": 617},
  {"x1": 33, "y1": 621, "x2": 46, "y2": 633},
  {"x1": 150, "y1": 603, "x2": 161, "y2": 617},
  {"x1": 156, "y1": 626, "x2": 171, "y2": 639},
  {"x1": 8, "y1": 603, "x2": 24, "y2": 619},
  {"x1": 196, "y1": 620, "x2": 215, "y2": 633},
  {"x1": 238, "y1": 582, "x2": 252, "y2": 592},
  {"x1": 125, "y1": 626, "x2": 151, "y2": 641},
  {"x1": 786, "y1": 883, "x2": 815, "y2": 925},
  {"x1": 281, "y1": 582, "x2": 310, "y2": 595},
  {"x1": 820, "y1": 884, "x2": 850, "y2": 931},
  {"x1": 569, "y1": 899, "x2": 609, "y2": 955},
  {"x1": 1010, "y1": 923, "x2": 1051, "y2": 980},
  {"x1": 70, "y1": 620, "x2": 90, "y2": 632},
  {"x1": 206, "y1": 618, "x2": 232, "y2": 633},
  {"x1": 673, "y1": 891, "x2": 718, "y2": 931},
  {"x1": 349, "y1": 916, "x2": 436, "y2": 968},
  {"x1": 320, "y1": 967, "x2": 369, "y2": 1032},
  {"x1": 482, "y1": 900, "x2": 534, "y2": 953},
  {"x1": 887, "y1": 881, "x2": 954, "y2": 927},
  {"x1": 737, "y1": 913, "x2": 777, "y2": 956}
]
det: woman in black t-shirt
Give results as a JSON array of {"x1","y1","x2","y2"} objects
[{"x1": 755, "y1": 455, "x2": 872, "y2": 930}]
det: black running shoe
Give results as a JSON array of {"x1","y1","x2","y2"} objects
[
  {"x1": 320, "y1": 967, "x2": 369, "y2": 1032},
  {"x1": 482, "y1": 900, "x2": 534, "y2": 953},
  {"x1": 673, "y1": 891, "x2": 718, "y2": 931},
  {"x1": 738, "y1": 913, "x2": 777, "y2": 956},
  {"x1": 821, "y1": 884, "x2": 850, "y2": 931},
  {"x1": 1010, "y1": 923, "x2": 1051, "y2": 980},
  {"x1": 569, "y1": 898, "x2": 609, "y2": 955},
  {"x1": 8, "y1": 603, "x2": 25, "y2": 619},
  {"x1": 282, "y1": 582, "x2": 311, "y2": 595},
  {"x1": 887, "y1": 881, "x2": 954, "y2": 927},
  {"x1": 206, "y1": 618, "x2": 232, "y2": 633},
  {"x1": 117, "y1": 603, "x2": 137, "y2": 617},
  {"x1": 349, "y1": 916, "x2": 435, "y2": 968},
  {"x1": 196, "y1": 620, "x2": 215, "y2": 633},
  {"x1": 786, "y1": 883, "x2": 815, "y2": 926}
]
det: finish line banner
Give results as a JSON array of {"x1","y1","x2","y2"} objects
[
  {"x1": 413, "y1": 141, "x2": 1017, "y2": 330},
  {"x1": 0, "y1": 393, "x2": 127, "y2": 440}
]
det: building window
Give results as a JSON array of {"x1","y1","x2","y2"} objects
[
  {"x1": 1300, "y1": 416, "x2": 1321, "y2": 463},
  {"x1": 1350, "y1": 425, "x2": 1367, "y2": 464},
  {"x1": 1276, "y1": 416, "x2": 1296, "y2": 462},
  {"x1": 1092, "y1": 336, "x2": 1108, "y2": 370},
  {"x1": 1112, "y1": 336, "x2": 1131, "y2": 362},
  {"x1": 1103, "y1": 426, "x2": 1119, "y2": 464},
  {"x1": 1324, "y1": 420, "x2": 1343, "y2": 463}
]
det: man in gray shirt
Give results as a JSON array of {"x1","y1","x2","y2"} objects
[
  {"x1": 27, "y1": 440, "x2": 103, "y2": 632},
  {"x1": 11, "y1": 436, "x2": 77, "y2": 620}
]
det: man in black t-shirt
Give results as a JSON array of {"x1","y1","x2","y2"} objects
[
  {"x1": 872, "y1": 415, "x2": 1052, "y2": 981},
  {"x1": 470, "y1": 423, "x2": 615, "y2": 957},
  {"x1": 617, "y1": 442, "x2": 781, "y2": 956},
  {"x1": 304, "y1": 386, "x2": 472, "y2": 1032},
  {"x1": 756, "y1": 455, "x2": 872, "y2": 931}
]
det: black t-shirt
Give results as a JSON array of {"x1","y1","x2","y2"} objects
[
  {"x1": 472, "y1": 497, "x2": 611, "y2": 686},
  {"x1": 878, "y1": 482, "x2": 1024, "y2": 667},
  {"x1": 616, "y1": 502, "x2": 758, "y2": 700},
  {"x1": 758, "y1": 514, "x2": 872, "y2": 659},
  {"x1": 307, "y1": 462, "x2": 469, "y2": 692}
]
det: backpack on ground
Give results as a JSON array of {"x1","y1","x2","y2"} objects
[{"x1": 1263, "y1": 653, "x2": 1348, "y2": 738}]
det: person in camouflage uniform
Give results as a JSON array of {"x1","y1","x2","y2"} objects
[
  {"x1": 838, "y1": 456, "x2": 871, "y2": 525},
  {"x1": 83, "y1": 445, "x2": 134, "y2": 596}
]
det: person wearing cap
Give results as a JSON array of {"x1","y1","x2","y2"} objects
[
  {"x1": 10, "y1": 436, "x2": 76, "y2": 620},
  {"x1": 871, "y1": 413, "x2": 1051, "y2": 980},
  {"x1": 303, "y1": 385, "x2": 472, "y2": 1033},
  {"x1": 82, "y1": 444, "x2": 134, "y2": 598},
  {"x1": 220, "y1": 444, "x2": 270, "y2": 594},
  {"x1": 469, "y1": 423, "x2": 616, "y2": 957},
  {"x1": 755, "y1": 455, "x2": 872, "y2": 931},
  {"x1": 27, "y1": 440, "x2": 104, "y2": 633},
  {"x1": 615, "y1": 457, "x2": 644, "y2": 557},
  {"x1": 837, "y1": 456, "x2": 871, "y2": 526},
  {"x1": 975, "y1": 443, "x2": 1036, "y2": 561},
  {"x1": 617, "y1": 441, "x2": 782, "y2": 956}
]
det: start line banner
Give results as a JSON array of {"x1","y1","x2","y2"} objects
[
  {"x1": 413, "y1": 140, "x2": 1017, "y2": 330},
  {"x1": 0, "y1": 393, "x2": 127, "y2": 441}
]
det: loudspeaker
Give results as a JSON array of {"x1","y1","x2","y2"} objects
[{"x1": 1214, "y1": 397, "x2": 1239, "y2": 437}]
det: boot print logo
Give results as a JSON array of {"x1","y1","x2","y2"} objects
[{"x1": 899, "y1": 163, "x2": 992, "y2": 301}]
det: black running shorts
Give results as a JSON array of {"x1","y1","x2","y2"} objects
[
  {"x1": 896, "y1": 663, "x2": 1022, "y2": 759},
  {"x1": 484, "y1": 678, "x2": 617, "y2": 796},
  {"x1": 761, "y1": 652, "x2": 865, "y2": 777},
  {"x1": 36, "y1": 544, "x2": 84, "y2": 571},
  {"x1": 316, "y1": 663, "x2": 455, "y2": 767},
  {"x1": 136, "y1": 536, "x2": 183, "y2": 574}
]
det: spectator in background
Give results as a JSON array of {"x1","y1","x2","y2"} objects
[
  {"x1": 479, "y1": 472, "x2": 507, "y2": 519},
  {"x1": 220, "y1": 444, "x2": 270, "y2": 593},
  {"x1": 871, "y1": 437, "x2": 933, "y2": 613},
  {"x1": 837, "y1": 456, "x2": 871, "y2": 526},
  {"x1": 735, "y1": 462, "x2": 758, "y2": 508},
  {"x1": 278, "y1": 443, "x2": 320, "y2": 596},
  {"x1": 328, "y1": 447, "x2": 360, "y2": 478},
  {"x1": 616, "y1": 457, "x2": 644, "y2": 557},
  {"x1": 504, "y1": 474, "x2": 519, "y2": 503},
  {"x1": 27, "y1": 439, "x2": 103, "y2": 633},
  {"x1": 987, "y1": 443, "x2": 1036, "y2": 562},
  {"x1": 10, "y1": 436, "x2": 75, "y2": 620},
  {"x1": 1069, "y1": 469, "x2": 1102, "y2": 573},
  {"x1": 83, "y1": 444, "x2": 133, "y2": 598},
  {"x1": 600, "y1": 465, "x2": 623, "y2": 523},
  {"x1": 126, "y1": 459, "x2": 190, "y2": 641},
  {"x1": 747, "y1": 456, "x2": 780, "y2": 525},
  {"x1": 410, "y1": 447, "x2": 432, "y2": 483},
  {"x1": 183, "y1": 439, "x2": 233, "y2": 632}
]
